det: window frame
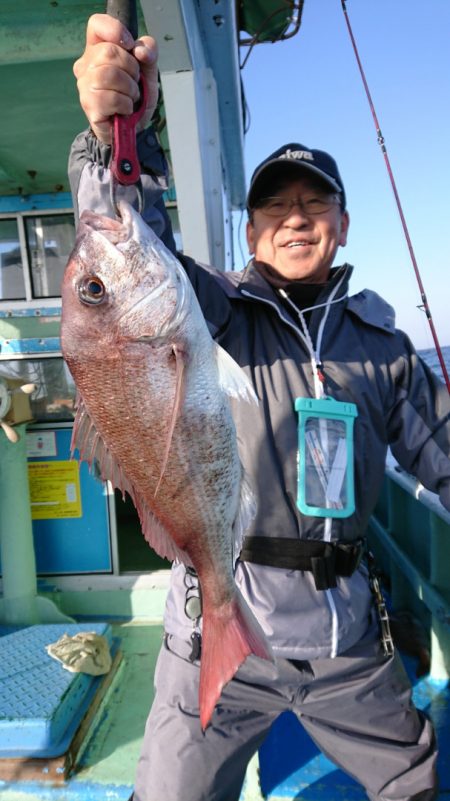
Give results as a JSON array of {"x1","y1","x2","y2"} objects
[{"x1": 0, "y1": 208, "x2": 75, "y2": 309}]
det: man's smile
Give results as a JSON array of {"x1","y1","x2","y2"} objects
[{"x1": 284, "y1": 239, "x2": 314, "y2": 248}]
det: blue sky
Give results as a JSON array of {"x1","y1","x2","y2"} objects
[{"x1": 234, "y1": 0, "x2": 449, "y2": 351}]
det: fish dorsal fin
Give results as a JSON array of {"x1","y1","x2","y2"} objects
[
  {"x1": 154, "y1": 344, "x2": 187, "y2": 498},
  {"x1": 232, "y1": 470, "x2": 257, "y2": 566},
  {"x1": 215, "y1": 344, "x2": 258, "y2": 404},
  {"x1": 72, "y1": 397, "x2": 192, "y2": 567}
]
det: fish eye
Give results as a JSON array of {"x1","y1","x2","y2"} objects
[{"x1": 78, "y1": 275, "x2": 106, "y2": 305}]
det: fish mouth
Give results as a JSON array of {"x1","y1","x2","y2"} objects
[
  {"x1": 80, "y1": 201, "x2": 161, "y2": 252},
  {"x1": 79, "y1": 203, "x2": 145, "y2": 249},
  {"x1": 78, "y1": 209, "x2": 129, "y2": 244},
  {"x1": 116, "y1": 201, "x2": 151, "y2": 247}
]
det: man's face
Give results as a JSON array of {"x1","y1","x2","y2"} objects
[{"x1": 246, "y1": 175, "x2": 350, "y2": 283}]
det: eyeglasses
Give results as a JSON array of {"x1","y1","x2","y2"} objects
[{"x1": 253, "y1": 195, "x2": 341, "y2": 217}]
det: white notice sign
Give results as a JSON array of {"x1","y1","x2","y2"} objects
[{"x1": 26, "y1": 431, "x2": 57, "y2": 458}]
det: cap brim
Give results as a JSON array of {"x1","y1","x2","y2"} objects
[{"x1": 247, "y1": 159, "x2": 342, "y2": 209}]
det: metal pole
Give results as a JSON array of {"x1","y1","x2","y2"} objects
[
  {"x1": 0, "y1": 423, "x2": 73, "y2": 625},
  {"x1": 0, "y1": 423, "x2": 40, "y2": 624}
]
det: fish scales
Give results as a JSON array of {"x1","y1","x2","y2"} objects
[
  {"x1": 61, "y1": 201, "x2": 272, "y2": 728},
  {"x1": 76, "y1": 324, "x2": 241, "y2": 558}
]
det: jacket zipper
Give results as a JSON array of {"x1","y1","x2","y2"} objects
[{"x1": 239, "y1": 282, "x2": 347, "y2": 657}]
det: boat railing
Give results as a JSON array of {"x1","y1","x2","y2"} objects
[{"x1": 368, "y1": 455, "x2": 450, "y2": 680}]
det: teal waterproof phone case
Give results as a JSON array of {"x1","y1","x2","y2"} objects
[{"x1": 295, "y1": 397, "x2": 358, "y2": 518}]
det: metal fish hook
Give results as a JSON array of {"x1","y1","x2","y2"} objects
[{"x1": 110, "y1": 176, "x2": 144, "y2": 219}]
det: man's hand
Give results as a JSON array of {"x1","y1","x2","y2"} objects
[{"x1": 73, "y1": 13, "x2": 159, "y2": 144}]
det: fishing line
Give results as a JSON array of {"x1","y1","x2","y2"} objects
[{"x1": 340, "y1": 0, "x2": 450, "y2": 393}]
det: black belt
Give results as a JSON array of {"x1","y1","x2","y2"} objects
[{"x1": 239, "y1": 537, "x2": 365, "y2": 591}]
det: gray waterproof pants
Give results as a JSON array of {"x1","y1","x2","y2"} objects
[{"x1": 132, "y1": 623, "x2": 438, "y2": 801}]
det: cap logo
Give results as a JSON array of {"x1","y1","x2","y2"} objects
[{"x1": 279, "y1": 148, "x2": 314, "y2": 162}]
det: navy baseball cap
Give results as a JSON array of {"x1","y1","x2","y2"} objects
[{"x1": 247, "y1": 143, "x2": 346, "y2": 210}]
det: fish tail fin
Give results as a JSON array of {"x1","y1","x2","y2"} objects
[{"x1": 199, "y1": 590, "x2": 272, "y2": 730}]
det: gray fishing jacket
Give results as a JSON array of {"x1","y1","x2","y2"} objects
[{"x1": 69, "y1": 128, "x2": 450, "y2": 659}]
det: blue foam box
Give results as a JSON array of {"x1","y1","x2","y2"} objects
[{"x1": 0, "y1": 622, "x2": 114, "y2": 758}]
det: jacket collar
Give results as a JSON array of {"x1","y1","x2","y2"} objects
[
  {"x1": 217, "y1": 260, "x2": 395, "y2": 334},
  {"x1": 237, "y1": 260, "x2": 353, "y2": 307}
]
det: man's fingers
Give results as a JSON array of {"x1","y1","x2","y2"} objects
[
  {"x1": 74, "y1": 42, "x2": 140, "y2": 82},
  {"x1": 133, "y1": 36, "x2": 159, "y2": 65},
  {"x1": 74, "y1": 17, "x2": 160, "y2": 142},
  {"x1": 85, "y1": 13, "x2": 135, "y2": 49},
  {"x1": 78, "y1": 86, "x2": 137, "y2": 145},
  {"x1": 80, "y1": 64, "x2": 139, "y2": 104},
  {"x1": 133, "y1": 37, "x2": 159, "y2": 126},
  {"x1": 89, "y1": 120, "x2": 114, "y2": 145}
]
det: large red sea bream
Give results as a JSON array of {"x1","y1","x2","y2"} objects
[{"x1": 60, "y1": 201, "x2": 272, "y2": 728}]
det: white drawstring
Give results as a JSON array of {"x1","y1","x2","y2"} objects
[
  {"x1": 278, "y1": 289, "x2": 323, "y2": 397},
  {"x1": 279, "y1": 275, "x2": 348, "y2": 659},
  {"x1": 278, "y1": 273, "x2": 347, "y2": 400},
  {"x1": 315, "y1": 270, "x2": 348, "y2": 377}
]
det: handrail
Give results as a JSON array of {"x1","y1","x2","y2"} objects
[
  {"x1": 369, "y1": 517, "x2": 450, "y2": 629},
  {"x1": 384, "y1": 460, "x2": 450, "y2": 526},
  {"x1": 368, "y1": 461, "x2": 450, "y2": 680}
]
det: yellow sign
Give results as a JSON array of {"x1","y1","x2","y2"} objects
[{"x1": 28, "y1": 460, "x2": 82, "y2": 519}]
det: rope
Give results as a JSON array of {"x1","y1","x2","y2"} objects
[{"x1": 340, "y1": 0, "x2": 450, "y2": 393}]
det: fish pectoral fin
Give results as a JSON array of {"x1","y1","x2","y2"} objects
[
  {"x1": 215, "y1": 344, "x2": 258, "y2": 404},
  {"x1": 154, "y1": 343, "x2": 187, "y2": 498}
]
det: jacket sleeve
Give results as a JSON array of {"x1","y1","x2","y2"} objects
[
  {"x1": 386, "y1": 333, "x2": 450, "y2": 511},
  {"x1": 68, "y1": 125, "x2": 177, "y2": 254}
]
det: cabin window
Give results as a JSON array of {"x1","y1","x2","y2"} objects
[
  {"x1": 0, "y1": 356, "x2": 76, "y2": 423},
  {"x1": 0, "y1": 210, "x2": 75, "y2": 304},
  {"x1": 0, "y1": 218, "x2": 26, "y2": 301},
  {"x1": 25, "y1": 215, "x2": 75, "y2": 299}
]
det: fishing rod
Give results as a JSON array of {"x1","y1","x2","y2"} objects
[
  {"x1": 340, "y1": 0, "x2": 450, "y2": 393},
  {"x1": 106, "y1": 0, "x2": 138, "y2": 39}
]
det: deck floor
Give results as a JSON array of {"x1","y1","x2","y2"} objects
[{"x1": 0, "y1": 621, "x2": 449, "y2": 801}]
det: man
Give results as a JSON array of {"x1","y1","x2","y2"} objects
[{"x1": 70, "y1": 15, "x2": 450, "y2": 801}]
